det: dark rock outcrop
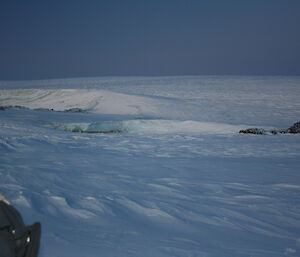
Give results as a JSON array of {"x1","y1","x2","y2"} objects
[
  {"x1": 0, "y1": 105, "x2": 24, "y2": 111},
  {"x1": 239, "y1": 128, "x2": 267, "y2": 135},
  {"x1": 239, "y1": 121, "x2": 300, "y2": 135},
  {"x1": 286, "y1": 122, "x2": 300, "y2": 134},
  {"x1": 65, "y1": 108, "x2": 86, "y2": 113}
]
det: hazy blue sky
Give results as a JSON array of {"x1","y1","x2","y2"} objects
[{"x1": 0, "y1": 0, "x2": 300, "y2": 80}]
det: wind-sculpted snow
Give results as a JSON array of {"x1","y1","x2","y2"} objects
[{"x1": 1, "y1": 76, "x2": 300, "y2": 257}]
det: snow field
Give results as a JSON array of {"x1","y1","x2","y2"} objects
[{"x1": 1, "y1": 76, "x2": 300, "y2": 257}]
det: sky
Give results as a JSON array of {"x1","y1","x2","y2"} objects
[{"x1": 0, "y1": 0, "x2": 300, "y2": 80}]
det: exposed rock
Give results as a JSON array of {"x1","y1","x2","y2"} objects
[
  {"x1": 240, "y1": 121, "x2": 300, "y2": 135},
  {"x1": 286, "y1": 121, "x2": 300, "y2": 134},
  {"x1": 0, "y1": 105, "x2": 25, "y2": 110},
  {"x1": 270, "y1": 129, "x2": 286, "y2": 135},
  {"x1": 65, "y1": 108, "x2": 86, "y2": 113},
  {"x1": 239, "y1": 128, "x2": 267, "y2": 135}
]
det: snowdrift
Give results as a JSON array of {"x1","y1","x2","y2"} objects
[
  {"x1": 0, "y1": 89, "x2": 159, "y2": 115},
  {"x1": 47, "y1": 120, "x2": 249, "y2": 135}
]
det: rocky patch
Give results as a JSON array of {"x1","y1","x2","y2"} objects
[{"x1": 239, "y1": 121, "x2": 300, "y2": 135}]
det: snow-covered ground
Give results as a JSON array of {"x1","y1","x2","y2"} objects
[{"x1": 0, "y1": 76, "x2": 300, "y2": 257}]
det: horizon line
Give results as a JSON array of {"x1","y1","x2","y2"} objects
[{"x1": 1, "y1": 74, "x2": 300, "y2": 82}]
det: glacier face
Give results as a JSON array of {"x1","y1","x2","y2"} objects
[{"x1": 1, "y1": 76, "x2": 300, "y2": 257}]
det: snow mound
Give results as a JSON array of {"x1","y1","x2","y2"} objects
[{"x1": 0, "y1": 89, "x2": 159, "y2": 115}]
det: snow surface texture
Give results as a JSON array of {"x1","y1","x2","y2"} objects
[{"x1": 0, "y1": 76, "x2": 300, "y2": 257}]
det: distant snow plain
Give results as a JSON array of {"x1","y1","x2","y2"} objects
[{"x1": 0, "y1": 76, "x2": 300, "y2": 257}]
